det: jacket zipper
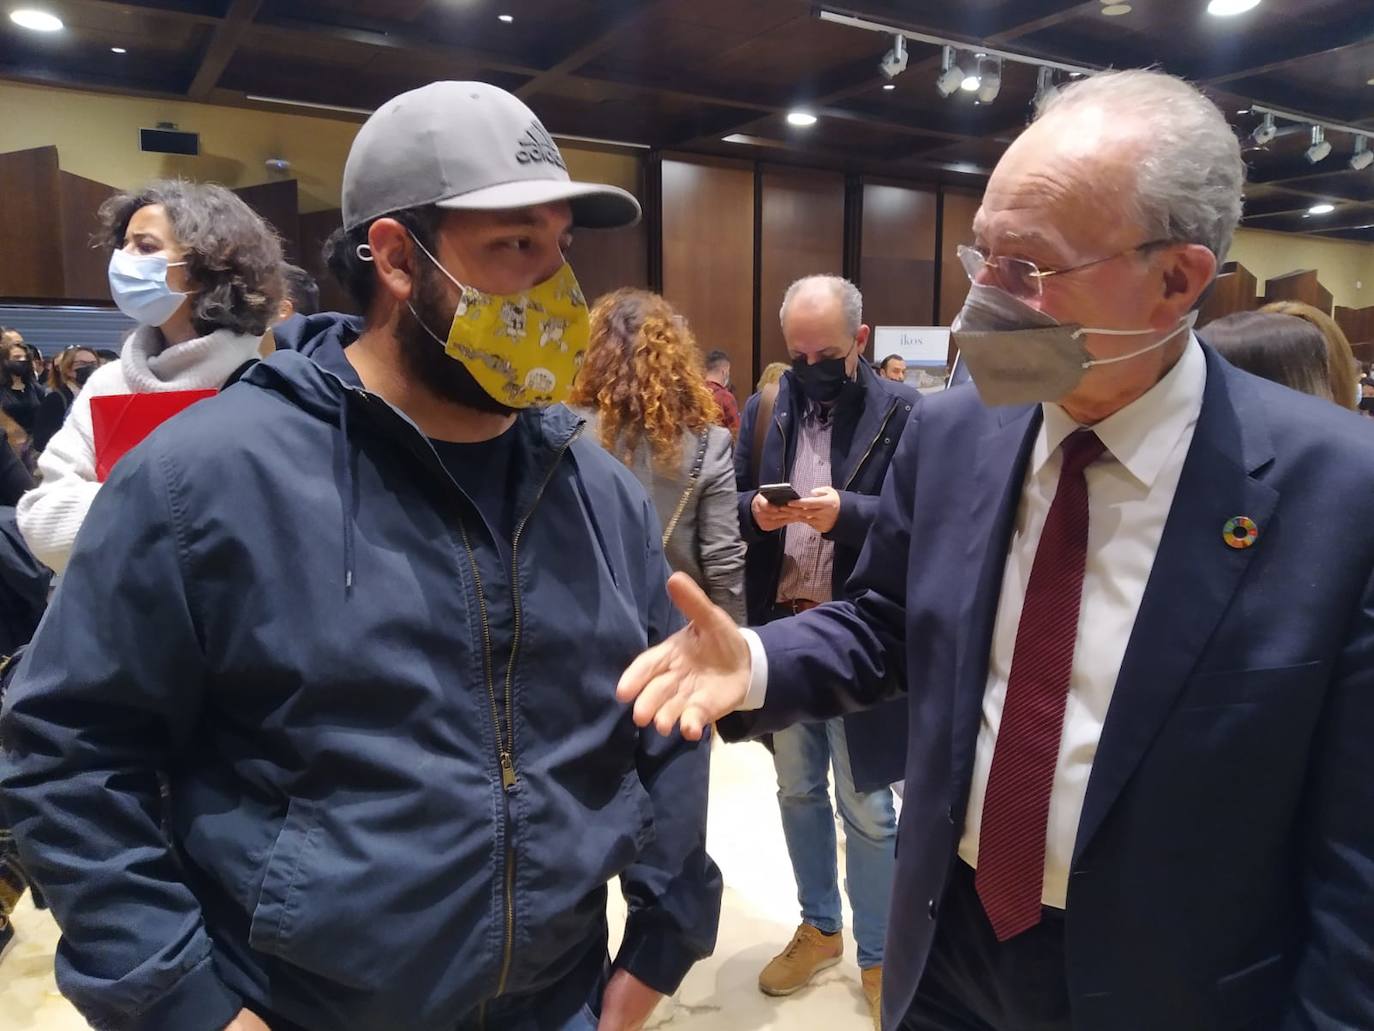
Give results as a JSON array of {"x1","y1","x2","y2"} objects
[
  {"x1": 842, "y1": 400, "x2": 900, "y2": 491},
  {"x1": 458, "y1": 425, "x2": 581, "y2": 1023}
]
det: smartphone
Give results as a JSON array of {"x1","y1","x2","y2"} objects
[{"x1": 759, "y1": 482, "x2": 802, "y2": 506}]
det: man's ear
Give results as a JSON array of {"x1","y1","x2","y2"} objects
[
  {"x1": 856, "y1": 324, "x2": 871, "y2": 355},
  {"x1": 369, "y1": 218, "x2": 421, "y2": 305}
]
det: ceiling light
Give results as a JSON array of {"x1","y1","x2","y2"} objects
[
  {"x1": 1251, "y1": 112, "x2": 1277, "y2": 145},
  {"x1": 879, "y1": 33, "x2": 908, "y2": 80},
  {"x1": 882, "y1": 83, "x2": 895, "y2": 91},
  {"x1": 9, "y1": 8, "x2": 63, "y2": 31},
  {"x1": 936, "y1": 46, "x2": 965, "y2": 98},
  {"x1": 960, "y1": 74, "x2": 980, "y2": 92},
  {"x1": 1207, "y1": 0, "x2": 1261, "y2": 14},
  {"x1": 497, "y1": 13, "x2": 514, "y2": 23},
  {"x1": 1305, "y1": 125, "x2": 1331, "y2": 164},
  {"x1": 786, "y1": 110, "x2": 817, "y2": 127},
  {"x1": 977, "y1": 56, "x2": 1002, "y2": 103},
  {"x1": 1307, "y1": 203, "x2": 1335, "y2": 215},
  {"x1": 1101, "y1": 3, "x2": 1132, "y2": 14},
  {"x1": 1033, "y1": 66, "x2": 1059, "y2": 108},
  {"x1": 111, "y1": 46, "x2": 126, "y2": 53},
  {"x1": 1352, "y1": 137, "x2": 1373, "y2": 171}
]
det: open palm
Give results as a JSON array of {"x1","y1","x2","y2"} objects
[{"x1": 617, "y1": 573, "x2": 753, "y2": 739}]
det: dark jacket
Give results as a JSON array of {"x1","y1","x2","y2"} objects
[
  {"x1": 732, "y1": 358, "x2": 918, "y2": 791},
  {"x1": 0, "y1": 438, "x2": 33, "y2": 507},
  {"x1": 0, "y1": 508, "x2": 48, "y2": 656},
  {"x1": 734, "y1": 346, "x2": 1374, "y2": 1030},
  {"x1": 1, "y1": 312, "x2": 721, "y2": 1031},
  {"x1": 0, "y1": 380, "x2": 43, "y2": 435},
  {"x1": 32, "y1": 386, "x2": 72, "y2": 453}
]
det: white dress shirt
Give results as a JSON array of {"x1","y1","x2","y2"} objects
[{"x1": 957, "y1": 337, "x2": 1207, "y2": 907}]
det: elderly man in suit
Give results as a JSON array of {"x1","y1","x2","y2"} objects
[{"x1": 617, "y1": 68, "x2": 1374, "y2": 1031}]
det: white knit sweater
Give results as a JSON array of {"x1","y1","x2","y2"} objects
[{"x1": 17, "y1": 324, "x2": 262, "y2": 572}]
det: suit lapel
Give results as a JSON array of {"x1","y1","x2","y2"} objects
[
  {"x1": 950, "y1": 403, "x2": 1041, "y2": 805},
  {"x1": 1072, "y1": 350, "x2": 1278, "y2": 862}
]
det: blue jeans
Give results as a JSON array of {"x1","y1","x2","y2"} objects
[{"x1": 773, "y1": 716, "x2": 897, "y2": 969}]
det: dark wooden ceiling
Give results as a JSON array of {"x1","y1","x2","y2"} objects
[{"x1": 3, "y1": 0, "x2": 1373, "y2": 240}]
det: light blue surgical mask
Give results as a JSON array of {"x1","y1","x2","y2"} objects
[{"x1": 108, "y1": 249, "x2": 189, "y2": 327}]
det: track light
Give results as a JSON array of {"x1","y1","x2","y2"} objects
[
  {"x1": 1352, "y1": 136, "x2": 1373, "y2": 171},
  {"x1": 1251, "y1": 112, "x2": 1277, "y2": 146},
  {"x1": 1305, "y1": 125, "x2": 1331, "y2": 164},
  {"x1": 879, "y1": 33, "x2": 908, "y2": 80},
  {"x1": 1033, "y1": 66, "x2": 1058, "y2": 108},
  {"x1": 976, "y1": 56, "x2": 1003, "y2": 103},
  {"x1": 936, "y1": 46, "x2": 965, "y2": 98}
]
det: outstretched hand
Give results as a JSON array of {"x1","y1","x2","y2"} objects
[{"x1": 617, "y1": 573, "x2": 753, "y2": 739}]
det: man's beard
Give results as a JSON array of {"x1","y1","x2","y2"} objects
[{"x1": 397, "y1": 266, "x2": 518, "y2": 417}]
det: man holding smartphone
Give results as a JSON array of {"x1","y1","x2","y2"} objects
[{"x1": 734, "y1": 275, "x2": 918, "y2": 1028}]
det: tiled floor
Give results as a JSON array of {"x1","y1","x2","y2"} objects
[{"x1": 0, "y1": 740, "x2": 881, "y2": 1030}]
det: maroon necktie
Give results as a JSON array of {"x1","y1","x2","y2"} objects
[{"x1": 975, "y1": 429, "x2": 1106, "y2": 941}]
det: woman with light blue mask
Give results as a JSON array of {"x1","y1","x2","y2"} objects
[{"x1": 17, "y1": 180, "x2": 285, "y2": 572}]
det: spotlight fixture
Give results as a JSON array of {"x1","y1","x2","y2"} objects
[
  {"x1": 1033, "y1": 66, "x2": 1058, "y2": 108},
  {"x1": 1251, "y1": 112, "x2": 1277, "y2": 146},
  {"x1": 1352, "y1": 137, "x2": 1373, "y2": 171},
  {"x1": 960, "y1": 72, "x2": 980, "y2": 92},
  {"x1": 936, "y1": 46, "x2": 965, "y2": 98},
  {"x1": 976, "y1": 56, "x2": 1003, "y2": 103},
  {"x1": 879, "y1": 33, "x2": 908, "y2": 80},
  {"x1": 1207, "y1": 0, "x2": 1261, "y2": 14},
  {"x1": 786, "y1": 110, "x2": 818, "y2": 127},
  {"x1": 1307, "y1": 203, "x2": 1335, "y2": 215},
  {"x1": 9, "y1": 8, "x2": 63, "y2": 31},
  {"x1": 1305, "y1": 125, "x2": 1331, "y2": 164}
]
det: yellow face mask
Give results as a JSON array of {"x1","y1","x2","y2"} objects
[{"x1": 407, "y1": 234, "x2": 590, "y2": 409}]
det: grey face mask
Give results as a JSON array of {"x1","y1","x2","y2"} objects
[{"x1": 951, "y1": 282, "x2": 1196, "y2": 407}]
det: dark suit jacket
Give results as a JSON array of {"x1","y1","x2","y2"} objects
[
  {"x1": 733, "y1": 345, "x2": 1374, "y2": 1030},
  {"x1": 732, "y1": 359, "x2": 918, "y2": 792}
]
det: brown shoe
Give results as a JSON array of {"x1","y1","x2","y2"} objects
[
  {"x1": 758, "y1": 923, "x2": 844, "y2": 996},
  {"x1": 862, "y1": 965, "x2": 883, "y2": 1030}
]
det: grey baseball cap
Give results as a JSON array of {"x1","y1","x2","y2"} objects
[{"x1": 342, "y1": 81, "x2": 641, "y2": 232}]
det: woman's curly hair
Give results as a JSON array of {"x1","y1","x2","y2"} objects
[
  {"x1": 99, "y1": 180, "x2": 284, "y2": 337},
  {"x1": 569, "y1": 289, "x2": 721, "y2": 468}
]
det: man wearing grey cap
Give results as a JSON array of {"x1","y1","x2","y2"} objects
[{"x1": 2, "y1": 82, "x2": 721, "y2": 1031}]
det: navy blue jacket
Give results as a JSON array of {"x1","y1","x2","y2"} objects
[
  {"x1": 732, "y1": 358, "x2": 917, "y2": 792},
  {"x1": 1, "y1": 313, "x2": 721, "y2": 1031},
  {"x1": 732, "y1": 345, "x2": 1374, "y2": 1030}
]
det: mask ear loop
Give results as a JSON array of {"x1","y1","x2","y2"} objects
[{"x1": 1073, "y1": 311, "x2": 1198, "y2": 369}]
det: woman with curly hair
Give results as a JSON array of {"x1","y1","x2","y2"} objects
[
  {"x1": 18, "y1": 180, "x2": 283, "y2": 572},
  {"x1": 569, "y1": 288, "x2": 746, "y2": 623}
]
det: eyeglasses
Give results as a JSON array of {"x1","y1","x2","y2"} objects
[{"x1": 956, "y1": 239, "x2": 1173, "y2": 299}]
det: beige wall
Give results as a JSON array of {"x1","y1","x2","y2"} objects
[
  {"x1": 0, "y1": 81, "x2": 641, "y2": 214},
  {"x1": 1228, "y1": 227, "x2": 1374, "y2": 311}
]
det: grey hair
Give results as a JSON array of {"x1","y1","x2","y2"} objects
[
  {"x1": 779, "y1": 275, "x2": 863, "y2": 337},
  {"x1": 1034, "y1": 69, "x2": 1245, "y2": 264}
]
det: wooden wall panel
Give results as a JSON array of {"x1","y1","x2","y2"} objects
[
  {"x1": 58, "y1": 171, "x2": 115, "y2": 302},
  {"x1": 567, "y1": 224, "x2": 649, "y2": 307},
  {"x1": 297, "y1": 208, "x2": 356, "y2": 315},
  {"x1": 660, "y1": 158, "x2": 755, "y2": 389},
  {"x1": 861, "y1": 183, "x2": 938, "y2": 353},
  {"x1": 1262, "y1": 269, "x2": 1333, "y2": 314},
  {"x1": 1336, "y1": 305, "x2": 1374, "y2": 346},
  {"x1": 234, "y1": 179, "x2": 302, "y2": 263},
  {"x1": 0, "y1": 147, "x2": 64, "y2": 300},
  {"x1": 938, "y1": 189, "x2": 982, "y2": 329},
  {"x1": 1197, "y1": 262, "x2": 1258, "y2": 327},
  {"x1": 759, "y1": 168, "x2": 845, "y2": 370}
]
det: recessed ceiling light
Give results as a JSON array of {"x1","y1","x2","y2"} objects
[
  {"x1": 882, "y1": 83, "x2": 895, "y2": 91},
  {"x1": 1308, "y1": 203, "x2": 1335, "y2": 215},
  {"x1": 9, "y1": 8, "x2": 63, "y2": 31},
  {"x1": 786, "y1": 111, "x2": 817, "y2": 127},
  {"x1": 111, "y1": 46, "x2": 126, "y2": 54},
  {"x1": 1101, "y1": 3, "x2": 1132, "y2": 14},
  {"x1": 1207, "y1": 0, "x2": 1260, "y2": 15},
  {"x1": 497, "y1": 13, "x2": 514, "y2": 23},
  {"x1": 960, "y1": 75, "x2": 980, "y2": 92}
]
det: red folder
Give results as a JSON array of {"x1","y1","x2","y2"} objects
[{"x1": 90, "y1": 390, "x2": 217, "y2": 482}]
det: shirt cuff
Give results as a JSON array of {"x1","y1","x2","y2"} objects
[{"x1": 738, "y1": 628, "x2": 768, "y2": 710}]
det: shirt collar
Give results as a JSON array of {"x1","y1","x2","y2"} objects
[{"x1": 1034, "y1": 334, "x2": 1207, "y2": 488}]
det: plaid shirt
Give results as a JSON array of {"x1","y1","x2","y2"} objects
[{"x1": 776, "y1": 403, "x2": 834, "y2": 604}]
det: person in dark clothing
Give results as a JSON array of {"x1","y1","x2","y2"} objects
[
  {"x1": 32, "y1": 347, "x2": 98, "y2": 453},
  {"x1": 281, "y1": 263, "x2": 320, "y2": 318},
  {"x1": 703, "y1": 349, "x2": 740, "y2": 436},
  {"x1": 0, "y1": 439, "x2": 33, "y2": 508},
  {"x1": 0, "y1": 339, "x2": 43, "y2": 437},
  {"x1": 2, "y1": 81, "x2": 719, "y2": 1031},
  {"x1": 732, "y1": 274, "x2": 918, "y2": 1029}
]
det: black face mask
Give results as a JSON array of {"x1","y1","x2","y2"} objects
[
  {"x1": 789, "y1": 353, "x2": 852, "y2": 406},
  {"x1": 73, "y1": 365, "x2": 96, "y2": 387},
  {"x1": 6, "y1": 360, "x2": 31, "y2": 382}
]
